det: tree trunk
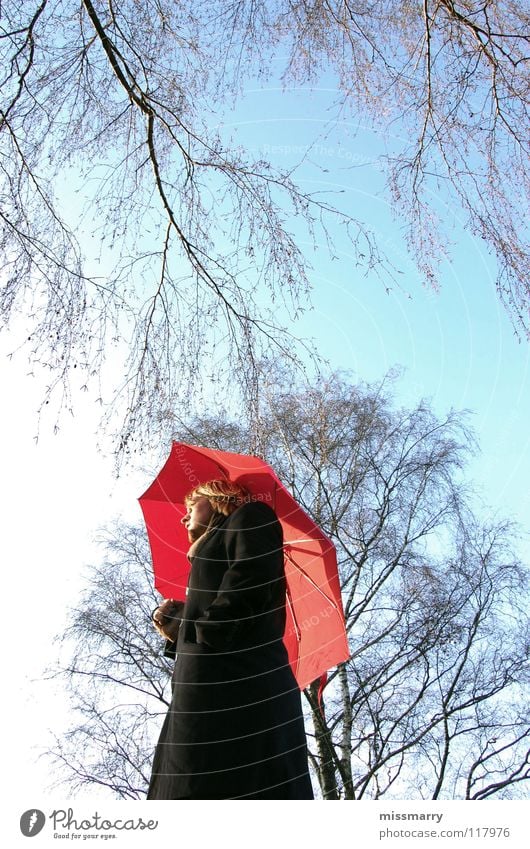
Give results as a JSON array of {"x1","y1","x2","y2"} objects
[{"x1": 307, "y1": 680, "x2": 340, "y2": 799}]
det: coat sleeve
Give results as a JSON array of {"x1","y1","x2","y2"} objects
[
  {"x1": 163, "y1": 639, "x2": 178, "y2": 659},
  {"x1": 155, "y1": 600, "x2": 185, "y2": 659},
  {"x1": 194, "y1": 501, "x2": 284, "y2": 649}
]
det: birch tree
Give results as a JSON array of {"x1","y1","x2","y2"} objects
[{"x1": 1, "y1": 1, "x2": 529, "y2": 454}]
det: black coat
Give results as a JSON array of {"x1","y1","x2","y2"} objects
[{"x1": 147, "y1": 500, "x2": 314, "y2": 800}]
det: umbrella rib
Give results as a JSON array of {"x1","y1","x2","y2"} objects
[
  {"x1": 287, "y1": 537, "x2": 334, "y2": 547},
  {"x1": 285, "y1": 584, "x2": 301, "y2": 643},
  {"x1": 284, "y1": 549, "x2": 340, "y2": 611},
  {"x1": 285, "y1": 585, "x2": 302, "y2": 682}
]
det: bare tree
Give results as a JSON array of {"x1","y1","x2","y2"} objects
[
  {"x1": 254, "y1": 371, "x2": 530, "y2": 799},
  {"x1": 0, "y1": 0, "x2": 383, "y2": 454},
  {"x1": 48, "y1": 522, "x2": 170, "y2": 798},
  {"x1": 1, "y1": 2, "x2": 529, "y2": 455},
  {"x1": 48, "y1": 370, "x2": 529, "y2": 799}
]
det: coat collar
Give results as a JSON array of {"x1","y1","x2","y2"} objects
[{"x1": 186, "y1": 510, "x2": 229, "y2": 561}]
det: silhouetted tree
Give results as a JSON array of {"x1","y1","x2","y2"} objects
[{"x1": 2, "y1": 2, "x2": 528, "y2": 454}]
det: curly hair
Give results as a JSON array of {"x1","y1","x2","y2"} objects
[{"x1": 185, "y1": 479, "x2": 251, "y2": 517}]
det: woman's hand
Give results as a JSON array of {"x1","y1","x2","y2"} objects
[{"x1": 152, "y1": 599, "x2": 184, "y2": 642}]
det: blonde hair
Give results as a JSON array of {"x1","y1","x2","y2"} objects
[{"x1": 185, "y1": 479, "x2": 250, "y2": 517}]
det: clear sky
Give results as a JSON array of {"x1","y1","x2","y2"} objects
[{"x1": 2, "y1": 72, "x2": 529, "y2": 807}]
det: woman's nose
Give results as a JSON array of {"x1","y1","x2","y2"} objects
[{"x1": 181, "y1": 513, "x2": 189, "y2": 525}]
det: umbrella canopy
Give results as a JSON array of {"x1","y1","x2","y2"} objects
[{"x1": 139, "y1": 441, "x2": 350, "y2": 689}]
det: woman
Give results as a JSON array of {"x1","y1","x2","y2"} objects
[{"x1": 147, "y1": 479, "x2": 314, "y2": 800}]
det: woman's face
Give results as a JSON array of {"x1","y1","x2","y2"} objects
[{"x1": 181, "y1": 495, "x2": 214, "y2": 541}]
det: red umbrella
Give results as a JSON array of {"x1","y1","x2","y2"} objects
[{"x1": 138, "y1": 441, "x2": 350, "y2": 689}]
